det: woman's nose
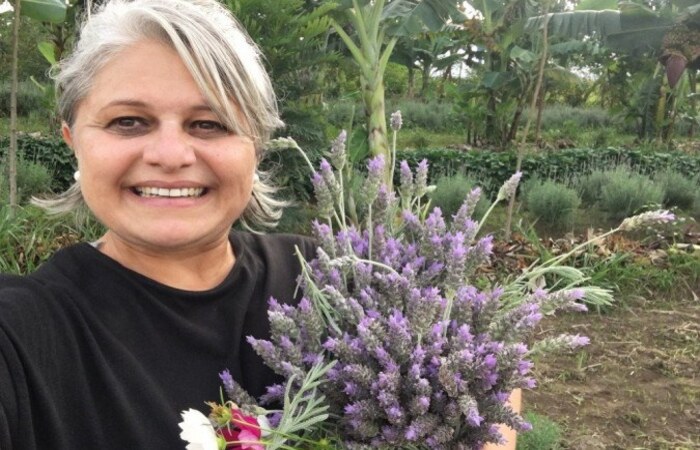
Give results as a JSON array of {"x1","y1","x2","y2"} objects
[{"x1": 143, "y1": 124, "x2": 197, "y2": 171}]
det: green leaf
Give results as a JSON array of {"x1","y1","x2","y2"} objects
[
  {"x1": 37, "y1": 41, "x2": 56, "y2": 65},
  {"x1": 382, "y1": 0, "x2": 466, "y2": 36},
  {"x1": 509, "y1": 45, "x2": 536, "y2": 64},
  {"x1": 575, "y1": 0, "x2": 618, "y2": 10},
  {"x1": 481, "y1": 71, "x2": 515, "y2": 90},
  {"x1": 20, "y1": 0, "x2": 67, "y2": 23},
  {"x1": 672, "y1": 0, "x2": 700, "y2": 8},
  {"x1": 525, "y1": 10, "x2": 623, "y2": 39}
]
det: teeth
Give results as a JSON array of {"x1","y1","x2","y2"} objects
[{"x1": 135, "y1": 187, "x2": 205, "y2": 198}]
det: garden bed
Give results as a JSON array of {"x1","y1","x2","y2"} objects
[{"x1": 522, "y1": 249, "x2": 700, "y2": 449}]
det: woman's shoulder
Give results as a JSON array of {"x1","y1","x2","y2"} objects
[
  {"x1": 231, "y1": 231, "x2": 317, "y2": 262},
  {"x1": 0, "y1": 244, "x2": 92, "y2": 318}
]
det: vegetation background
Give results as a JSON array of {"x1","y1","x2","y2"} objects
[{"x1": 1, "y1": 0, "x2": 699, "y2": 448}]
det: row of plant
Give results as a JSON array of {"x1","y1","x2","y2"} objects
[
  {"x1": 428, "y1": 166, "x2": 699, "y2": 233},
  {"x1": 0, "y1": 135, "x2": 700, "y2": 204}
]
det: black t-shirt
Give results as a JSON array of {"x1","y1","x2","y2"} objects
[{"x1": 0, "y1": 231, "x2": 316, "y2": 449}]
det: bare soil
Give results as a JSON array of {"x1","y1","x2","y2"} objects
[{"x1": 525, "y1": 287, "x2": 700, "y2": 449}]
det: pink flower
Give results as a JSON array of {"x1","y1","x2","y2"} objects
[{"x1": 218, "y1": 408, "x2": 264, "y2": 450}]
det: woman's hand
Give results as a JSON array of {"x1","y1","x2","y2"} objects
[{"x1": 483, "y1": 389, "x2": 522, "y2": 450}]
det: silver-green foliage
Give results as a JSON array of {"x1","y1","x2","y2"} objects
[
  {"x1": 0, "y1": 158, "x2": 53, "y2": 204},
  {"x1": 428, "y1": 173, "x2": 489, "y2": 220},
  {"x1": 524, "y1": 179, "x2": 581, "y2": 230},
  {"x1": 599, "y1": 170, "x2": 663, "y2": 221},
  {"x1": 574, "y1": 169, "x2": 610, "y2": 206},
  {"x1": 654, "y1": 169, "x2": 699, "y2": 211}
]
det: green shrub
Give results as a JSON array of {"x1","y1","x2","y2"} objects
[
  {"x1": 524, "y1": 179, "x2": 581, "y2": 230},
  {"x1": 428, "y1": 173, "x2": 490, "y2": 220},
  {"x1": 599, "y1": 170, "x2": 664, "y2": 221},
  {"x1": 523, "y1": 104, "x2": 619, "y2": 131},
  {"x1": 654, "y1": 169, "x2": 698, "y2": 210},
  {"x1": 0, "y1": 80, "x2": 45, "y2": 117},
  {"x1": 516, "y1": 412, "x2": 563, "y2": 450},
  {"x1": 386, "y1": 99, "x2": 461, "y2": 131},
  {"x1": 0, "y1": 136, "x2": 75, "y2": 191},
  {"x1": 398, "y1": 147, "x2": 700, "y2": 198},
  {"x1": 574, "y1": 169, "x2": 611, "y2": 206},
  {"x1": 0, "y1": 158, "x2": 53, "y2": 204},
  {"x1": 325, "y1": 99, "x2": 461, "y2": 132}
]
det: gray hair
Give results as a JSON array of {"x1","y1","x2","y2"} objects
[{"x1": 33, "y1": 0, "x2": 287, "y2": 229}]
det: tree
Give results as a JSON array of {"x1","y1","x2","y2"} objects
[
  {"x1": 526, "y1": 0, "x2": 700, "y2": 142},
  {"x1": 5, "y1": 0, "x2": 66, "y2": 208},
  {"x1": 459, "y1": 0, "x2": 549, "y2": 147},
  {"x1": 328, "y1": 0, "x2": 465, "y2": 171}
]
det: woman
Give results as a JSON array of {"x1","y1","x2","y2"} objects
[
  {"x1": 1, "y1": 1, "x2": 520, "y2": 448},
  {"x1": 0, "y1": 1, "x2": 315, "y2": 448}
]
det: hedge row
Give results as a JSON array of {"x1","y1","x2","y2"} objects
[
  {"x1": 2, "y1": 136, "x2": 699, "y2": 199},
  {"x1": 398, "y1": 147, "x2": 700, "y2": 197}
]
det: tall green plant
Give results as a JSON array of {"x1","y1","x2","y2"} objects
[
  {"x1": 328, "y1": 0, "x2": 464, "y2": 173},
  {"x1": 5, "y1": 0, "x2": 67, "y2": 208}
]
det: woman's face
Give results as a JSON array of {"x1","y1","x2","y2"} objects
[{"x1": 64, "y1": 39, "x2": 256, "y2": 254}]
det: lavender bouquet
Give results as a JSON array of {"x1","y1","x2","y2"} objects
[{"x1": 181, "y1": 112, "x2": 675, "y2": 450}]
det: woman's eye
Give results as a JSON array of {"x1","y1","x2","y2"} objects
[
  {"x1": 191, "y1": 120, "x2": 229, "y2": 135},
  {"x1": 107, "y1": 117, "x2": 147, "y2": 134}
]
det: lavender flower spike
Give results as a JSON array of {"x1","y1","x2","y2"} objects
[
  {"x1": 390, "y1": 110, "x2": 403, "y2": 131},
  {"x1": 330, "y1": 130, "x2": 348, "y2": 169},
  {"x1": 496, "y1": 171, "x2": 522, "y2": 202},
  {"x1": 620, "y1": 209, "x2": 675, "y2": 231}
]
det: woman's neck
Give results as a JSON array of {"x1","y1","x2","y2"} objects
[{"x1": 95, "y1": 232, "x2": 236, "y2": 291}]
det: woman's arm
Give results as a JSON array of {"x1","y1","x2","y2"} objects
[{"x1": 483, "y1": 389, "x2": 522, "y2": 450}]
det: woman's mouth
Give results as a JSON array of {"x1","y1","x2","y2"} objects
[{"x1": 132, "y1": 186, "x2": 207, "y2": 198}]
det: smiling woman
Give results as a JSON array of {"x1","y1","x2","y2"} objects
[
  {"x1": 0, "y1": 1, "x2": 318, "y2": 449},
  {"x1": 61, "y1": 39, "x2": 259, "y2": 287}
]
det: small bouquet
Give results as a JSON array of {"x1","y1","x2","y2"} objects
[{"x1": 180, "y1": 112, "x2": 675, "y2": 449}]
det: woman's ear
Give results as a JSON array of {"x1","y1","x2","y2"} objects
[{"x1": 61, "y1": 122, "x2": 75, "y2": 152}]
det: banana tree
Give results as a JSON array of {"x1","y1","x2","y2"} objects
[
  {"x1": 526, "y1": 0, "x2": 700, "y2": 141},
  {"x1": 328, "y1": 0, "x2": 465, "y2": 168},
  {"x1": 459, "y1": 0, "x2": 547, "y2": 147},
  {"x1": 5, "y1": 0, "x2": 67, "y2": 208}
]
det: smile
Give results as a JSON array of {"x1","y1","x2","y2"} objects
[{"x1": 132, "y1": 187, "x2": 206, "y2": 198}]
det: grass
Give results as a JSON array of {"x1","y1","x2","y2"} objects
[
  {"x1": 0, "y1": 115, "x2": 55, "y2": 136},
  {"x1": 396, "y1": 128, "x2": 466, "y2": 150},
  {"x1": 0, "y1": 205, "x2": 104, "y2": 274},
  {"x1": 516, "y1": 412, "x2": 563, "y2": 450}
]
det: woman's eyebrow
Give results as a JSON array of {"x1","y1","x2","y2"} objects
[{"x1": 98, "y1": 99, "x2": 213, "y2": 113}]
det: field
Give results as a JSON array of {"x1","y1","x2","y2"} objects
[{"x1": 517, "y1": 235, "x2": 700, "y2": 448}]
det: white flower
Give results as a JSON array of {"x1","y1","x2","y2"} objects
[
  {"x1": 179, "y1": 409, "x2": 219, "y2": 450},
  {"x1": 257, "y1": 414, "x2": 272, "y2": 437}
]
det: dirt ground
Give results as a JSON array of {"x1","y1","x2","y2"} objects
[{"x1": 525, "y1": 287, "x2": 700, "y2": 449}]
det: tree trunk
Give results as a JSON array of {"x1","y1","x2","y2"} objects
[
  {"x1": 534, "y1": 84, "x2": 546, "y2": 142},
  {"x1": 505, "y1": 1, "x2": 550, "y2": 239},
  {"x1": 9, "y1": 0, "x2": 21, "y2": 209},
  {"x1": 407, "y1": 65, "x2": 415, "y2": 99},
  {"x1": 438, "y1": 65, "x2": 451, "y2": 99},
  {"x1": 689, "y1": 70, "x2": 697, "y2": 138},
  {"x1": 420, "y1": 63, "x2": 430, "y2": 98}
]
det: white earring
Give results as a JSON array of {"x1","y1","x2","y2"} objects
[
  {"x1": 73, "y1": 170, "x2": 80, "y2": 182},
  {"x1": 253, "y1": 172, "x2": 259, "y2": 183}
]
